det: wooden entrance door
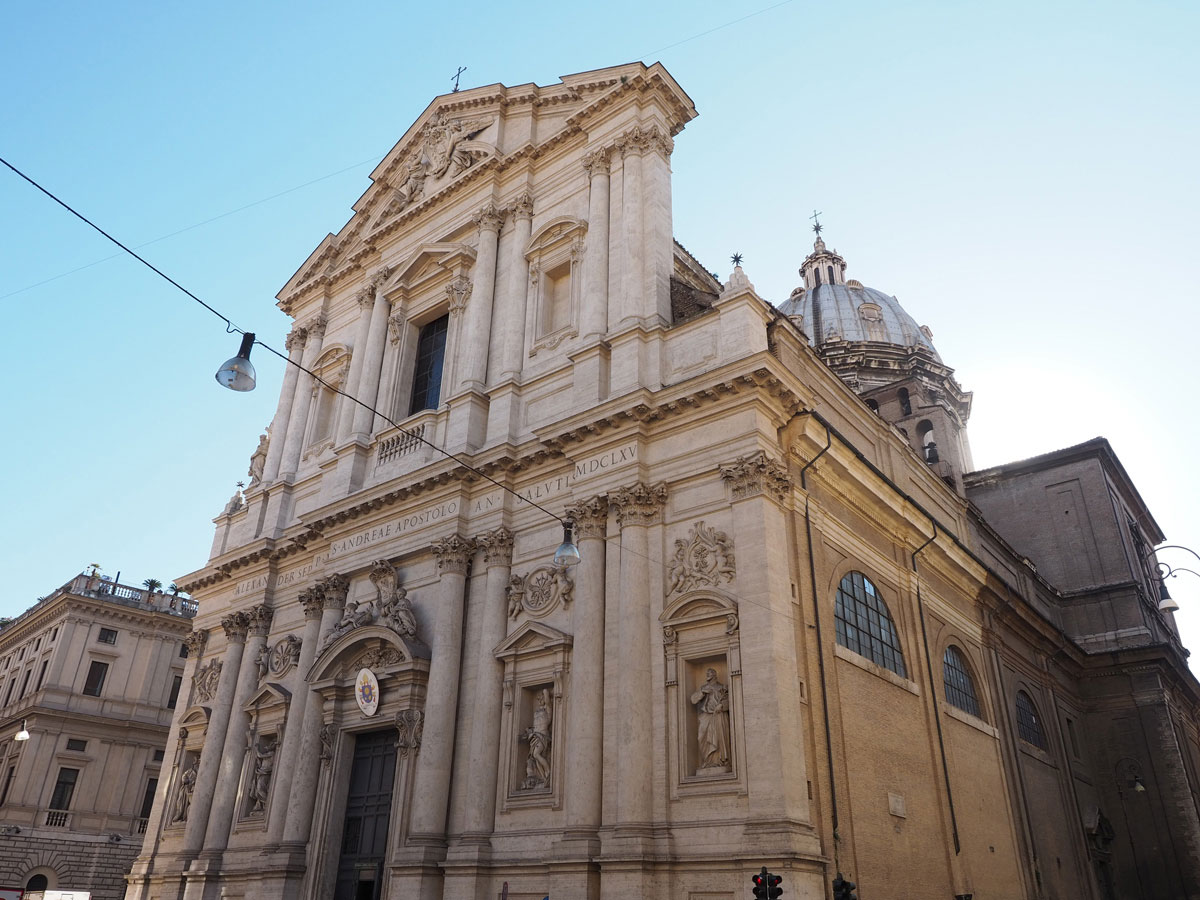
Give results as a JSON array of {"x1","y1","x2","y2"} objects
[{"x1": 334, "y1": 729, "x2": 397, "y2": 900}]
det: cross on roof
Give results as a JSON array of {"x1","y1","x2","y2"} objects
[{"x1": 810, "y1": 209, "x2": 823, "y2": 236}]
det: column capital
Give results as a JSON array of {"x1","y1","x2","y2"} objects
[
  {"x1": 285, "y1": 327, "x2": 306, "y2": 353},
  {"x1": 305, "y1": 314, "x2": 328, "y2": 340},
  {"x1": 246, "y1": 603, "x2": 274, "y2": 637},
  {"x1": 719, "y1": 451, "x2": 792, "y2": 505},
  {"x1": 319, "y1": 573, "x2": 351, "y2": 610},
  {"x1": 475, "y1": 526, "x2": 514, "y2": 568},
  {"x1": 432, "y1": 534, "x2": 476, "y2": 575},
  {"x1": 565, "y1": 496, "x2": 608, "y2": 539},
  {"x1": 184, "y1": 629, "x2": 209, "y2": 658},
  {"x1": 510, "y1": 191, "x2": 534, "y2": 221},
  {"x1": 221, "y1": 612, "x2": 250, "y2": 643},
  {"x1": 610, "y1": 482, "x2": 668, "y2": 528},
  {"x1": 299, "y1": 585, "x2": 324, "y2": 619},
  {"x1": 582, "y1": 147, "x2": 611, "y2": 178},
  {"x1": 473, "y1": 202, "x2": 505, "y2": 233},
  {"x1": 368, "y1": 265, "x2": 392, "y2": 294}
]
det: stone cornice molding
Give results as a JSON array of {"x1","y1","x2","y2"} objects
[
  {"x1": 564, "y1": 496, "x2": 608, "y2": 539},
  {"x1": 221, "y1": 612, "x2": 250, "y2": 643},
  {"x1": 610, "y1": 482, "x2": 668, "y2": 528},
  {"x1": 246, "y1": 603, "x2": 273, "y2": 638},
  {"x1": 475, "y1": 527, "x2": 515, "y2": 569},
  {"x1": 184, "y1": 630, "x2": 209, "y2": 657},
  {"x1": 431, "y1": 535, "x2": 475, "y2": 575},
  {"x1": 719, "y1": 451, "x2": 792, "y2": 506}
]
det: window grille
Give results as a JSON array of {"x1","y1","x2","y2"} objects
[
  {"x1": 942, "y1": 646, "x2": 982, "y2": 718},
  {"x1": 834, "y1": 572, "x2": 907, "y2": 678},
  {"x1": 1015, "y1": 690, "x2": 1048, "y2": 749}
]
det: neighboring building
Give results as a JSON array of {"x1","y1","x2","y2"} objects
[
  {"x1": 125, "y1": 62, "x2": 1200, "y2": 900},
  {"x1": 0, "y1": 573, "x2": 197, "y2": 899}
]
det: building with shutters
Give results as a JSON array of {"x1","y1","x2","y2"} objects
[
  {"x1": 124, "y1": 61, "x2": 1200, "y2": 900},
  {"x1": 0, "y1": 571, "x2": 196, "y2": 899}
]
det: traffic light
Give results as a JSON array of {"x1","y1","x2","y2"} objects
[
  {"x1": 752, "y1": 868, "x2": 768, "y2": 900},
  {"x1": 832, "y1": 873, "x2": 857, "y2": 900},
  {"x1": 767, "y1": 872, "x2": 783, "y2": 899}
]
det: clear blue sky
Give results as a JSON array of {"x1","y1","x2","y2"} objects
[{"x1": 3, "y1": 1, "x2": 1198, "y2": 648}]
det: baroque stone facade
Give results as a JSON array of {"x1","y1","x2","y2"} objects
[{"x1": 124, "y1": 62, "x2": 1200, "y2": 900}]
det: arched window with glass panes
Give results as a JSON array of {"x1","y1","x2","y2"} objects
[
  {"x1": 834, "y1": 571, "x2": 907, "y2": 678},
  {"x1": 1015, "y1": 690, "x2": 1048, "y2": 749},
  {"x1": 942, "y1": 645, "x2": 982, "y2": 719}
]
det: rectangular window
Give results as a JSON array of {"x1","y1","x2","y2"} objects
[
  {"x1": 167, "y1": 675, "x2": 182, "y2": 709},
  {"x1": 82, "y1": 661, "x2": 109, "y2": 697},
  {"x1": 139, "y1": 777, "x2": 158, "y2": 819},
  {"x1": 97, "y1": 627, "x2": 118, "y2": 645},
  {"x1": 51, "y1": 627, "x2": 59, "y2": 641},
  {"x1": 153, "y1": 749, "x2": 165, "y2": 762},
  {"x1": 49, "y1": 767, "x2": 79, "y2": 810},
  {"x1": 65, "y1": 738, "x2": 88, "y2": 752},
  {"x1": 19, "y1": 669, "x2": 32, "y2": 699},
  {"x1": 3, "y1": 679, "x2": 14, "y2": 705},
  {"x1": 0, "y1": 766, "x2": 14, "y2": 805},
  {"x1": 179, "y1": 642, "x2": 189, "y2": 659},
  {"x1": 409, "y1": 314, "x2": 449, "y2": 415},
  {"x1": 35, "y1": 660, "x2": 48, "y2": 691},
  {"x1": 32, "y1": 638, "x2": 40, "y2": 651}
]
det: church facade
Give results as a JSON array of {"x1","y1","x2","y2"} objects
[{"x1": 124, "y1": 62, "x2": 1200, "y2": 900}]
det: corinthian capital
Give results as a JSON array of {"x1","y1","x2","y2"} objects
[
  {"x1": 511, "y1": 192, "x2": 534, "y2": 220},
  {"x1": 246, "y1": 603, "x2": 274, "y2": 637},
  {"x1": 319, "y1": 574, "x2": 351, "y2": 610},
  {"x1": 299, "y1": 585, "x2": 325, "y2": 619},
  {"x1": 184, "y1": 629, "x2": 209, "y2": 658},
  {"x1": 368, "y1": 265, "x2": 392, "y2": 292},
  {"x1": 431, "y1": 535, "x2": 476, "y2": 575},
  {"x1": 475, "y1": 526, "x2": 514, "y2": 569},
  {"x1": 285, "y1": 327, "x2": 306, "y2": 354},
  {"x1": 719, "y1": 451, "x2": 792, "y2": 505},
  {"x1": 564, "y1": 496, "x2": 608, "y2": 539},
  {"x1": 582, "y1": 147, "x2": 611, "y2": 178},
  {"x1": 306, "y1": 315, "x2": 328, "y2": 340},
  {"x1": 221, "y1": 612, "x2": 250, "y2": 642},
  {"x1": 473, "y1": 202, "x2": 505, "y2": 233},
  {"x1": 609, "y1": 482, "x2": 668, "y2": 528}
]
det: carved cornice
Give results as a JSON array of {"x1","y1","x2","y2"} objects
[
  {"x1": 431, "y1": 535, "x2": 475, "y2": 575},
  {"x1": 610, "y1": 482, "x2": 668, "y2": 528},
  {"x1": 184, "y1": 629, "x2": 209, "y2": 658},
  {"x1": 246, "y1": 603, "x2": 274, "y2": 638},
  {"x1": 474, "y1": 202, "x2": 505, "y2": 233},
  {"x1": 564, "y1": 496, "x2": 608, "y2": 539},
  {"x1": 719, "y1": 451, "x2": 792, "y2": 506},
  {"x1": 475, "y1": 526, "x2": 514, "y2": 568},
  {"x1": 222, "y1": 612, "x2": 250, "y2": 642}
]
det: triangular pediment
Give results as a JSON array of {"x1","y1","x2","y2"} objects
[
  {"x1": 243, "y1": 681, "x2": 291, "y2": 713},
  {"x1": 494, "y1": 620, "x2": 573, "y2": 659}
]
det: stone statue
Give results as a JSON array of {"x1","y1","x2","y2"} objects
[
  {"x1": 321, "y1": 595, "x2": 377, "y2": 651},
  {"x1": 248, "y1": 738, "x2": 276, "y2": 814},
  {"x1": 247, "y1": 433, "x2": 268, "y2": 486},
  {"x1": 255, "y1": 644, "x2": 270, "y2": 683},
  {"x1": 690, "y1": 668, "x2": 731, "y2": 773},
  {"x1": 520, "y1": 688, "x2": 553, "y2": 790},
  {"x1": 379, "y1": 587, "x2": 418, "y2": 638},
  {"x1": 172, "y1": 756, "x2": 199, "y2": 823}
]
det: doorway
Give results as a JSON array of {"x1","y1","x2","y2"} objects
[{"x1": 334, "y1": 729, "x2": 397, "y2": 900}]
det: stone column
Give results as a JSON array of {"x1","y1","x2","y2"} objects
[
  {"x1": 457, "y1": 204, "x2": 504, "y2": 392},
  {"x1": 497, "y1": 193, "x2": 533, "y2": 381},
  {"x1": 262, "y1": 327, "x2": 305, "y2": 485},
  {"x1": 408, "y1": 535, "x2": 475, "y2": 841},
  {"x1": 350, "y1": 271, "x2": 393, "y2": 438},
  {"x1": 282, "y1": 575, "x2": 351, "y2": 845},
  {"x1": 264, "y1": 586, "x2": 327, "y2": 844},
  {"x1": 336, "y1": 285, "x2": 378, "y2": 444},
  {"x1": 279, "y1": 316, "x2": 327, "y2": 479},
  {"x1": 203, "y1": 603, "x2": 274, "y2": 850},
  {"x1": 561, "y1": 498, "x2": 608, "y2": 841},
  {"x1": 581, "y1": 150, "x2": 611, "y2": 343},
  {"x1": 182, "y1": 613, "x2": 250, "y2": 854},
  {"x1": 608, "y1": 483, "x2": 667, "y2": 827},
  {"x1": 461, "y1": 527, "x2": 514, "y2": 839},
  {"x1": 617, "y1": 133, "x2": 644, "y2": 330},
  {"x1": 372, "y1": 308, "x2": 406, "y2": 432}
]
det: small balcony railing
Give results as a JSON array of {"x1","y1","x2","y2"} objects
[{"x1": 44, "y1": 810, "x2": 69, "y2": 828}]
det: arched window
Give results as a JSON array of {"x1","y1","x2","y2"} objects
[
  {"x1": 814, "y1": 268, "x2": 822, "y2": 286},
  {"x1": 835, "y1": 572, "x2": 907, "y2": 678},
  {"x1": 1015, "y1": 690, "x2": 1048, "y2": 749},
  {"x1": 942, "y1": 646, "x2": 982, "y2": 718},
  {"x1": 827, "y1": 265, "x2": 836, "y2": 284},
  {"x1": 898, "y1": 388, "x2": 912, "y2": 416},
  {"x1": 865, "y1": 399, "x2": 880, "y2": 414},
  {"x1": 27, "y1": 875, "x2": 49, "y2": 891},
  {"x1": 918, "y1": 420, "x2": 938, "y2": 462}
]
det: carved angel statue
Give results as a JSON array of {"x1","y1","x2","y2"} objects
[
  {"x1": 388, "y1": 156, "x2": 427, "y2": 214},
  {"x1": 172, "y1": 756, "x2": 199, "y2": 823},
  {"x1": 690, "y1": 668, "x2": 731, "y2": 773},
  {"x1": 380, "y1": 587, "x2": 418, "y2": 638},
  {"x1": 255, "y1": 644, "x2": 270, "y2": 683},
  {"x1": 520, "y1": 688, "x2": 553, "y2": 790},
  {"x1": 421, "y1": 111, "x2": 490, "y2": 178},
  {"x1": 321, "y1": 595, "x2": 377, "y2": 651},
  {"x1": 248, "y1": 738, "x2": 276, "y2": 814},
  {"x1": 247, "y1": 432, "x2": 268, "y2": 485}
]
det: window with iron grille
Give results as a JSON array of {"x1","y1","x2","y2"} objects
[
  {"x1": 1015, "y1": 690, "x2": 1048, "y2": 749},
  {"x1": 834, "y1": 571, "x2": 907, "y2": 678},
  {"x1": 942, "y1": 646, "x2": 982, "y2": 718},
  {"x1": 50, "y1": 767, "x2": 79, "y2": 810}
]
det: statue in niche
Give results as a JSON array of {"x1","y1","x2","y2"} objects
[
  {"x1": 248, "y1": 737, "x2": 276, "y2": 814},
  {"x1": 247, "y1": 433, "x2": 268, "y2": 486},
  {"x1": 519, "y1": 688, "x2": 553, "y2": 790},
  {"x1": 255, "y1": 644, "x2": 270, "y2": 683},
  {"x1": 172, "y1": 756, "x2": 199, "y2": 823},
  {"x1": 690, "y1": 668, "x2": 731, "y2": 774}
]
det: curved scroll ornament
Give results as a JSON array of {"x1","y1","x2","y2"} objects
[
  {"x1": 667, "y1": 521, "x2": 736, "y2": 596},
  {"x1": 507, "y1": 566, "x2": 574, "y2": 620},
  {"x1": 268, "y1": 635, "x2": 303, "y2": 677},
  {"x1": 193, "y1": 659, "x2": 222, "y2": 704},
  {"x1": 396, "y1": 709, "x2": 424, "y2": 758}
]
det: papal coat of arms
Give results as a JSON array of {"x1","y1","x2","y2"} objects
[{"x1": 356, "y1": 667, "x2": 380, "y2": 717}]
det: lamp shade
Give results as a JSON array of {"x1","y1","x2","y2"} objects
[
  {"x1": 14, "y1": 720, "x2": 29, "y2": 741},
  {"x1": 553, "y1": 522, "x2": 581, "y2": 567},
  {"x1": 216, "y1": 332, "x2": 257, "y2": 392}
]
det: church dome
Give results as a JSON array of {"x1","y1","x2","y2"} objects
[{"x1": 777, "y1": 233, "x2": 939, "y2": 359}]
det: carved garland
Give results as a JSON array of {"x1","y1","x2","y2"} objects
[{"x1": 507, "y1": 566, "x2": 574, "y2": 620}]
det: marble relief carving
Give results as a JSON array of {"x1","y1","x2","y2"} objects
[
  {"x1": 667, "y1": 521, "x2": 736, "y2": 595},
  {"x1": 396, "y1": 709, "x2": 424, "y2": 758},
  {"x1": 268, "y1": 634, "x2": 303, "y2": 676},
  {"x1": 507, "y1": 566, "x2": 573, "y2": 619},
  {"x1": 319, "y1": 724, "x2": 333, "y2": 766},
  {"x1": 193, "y1": 659, "x2": 222, "y2": 704},
  {"x1": 719, "y1": 451, "x2": 792, "y2": 504},
  {"x1": 319, "y1": 561, "x2": 417, "y2": 652}
]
